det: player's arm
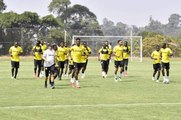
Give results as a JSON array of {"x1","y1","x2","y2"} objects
[
  {"x1": 42, "y1": 52, "x2": 48, "y2": 62},
  {"x1": 113, "y1": 47, "x2": 118, "y2": 57},
  {"x1": 169, "y1": 49, "x2": 173, "y2": 57},
  {"x1": 151, "y1": 52, "x2": 157, "y2": 60},
  {"x1": 18, "y1": 47, "x2": 23, "y2": 56},
  {"x1": 9, "y1": 47, "x2": 12, "y2": 57}
]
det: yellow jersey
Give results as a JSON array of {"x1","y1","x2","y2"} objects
[
  {"x1": 99, "y1": 48, "x2": 110, "y2": 61},
  {"x1": 113, "y1": 45, "x2": 123, "y2": 61},
  {"x1": 57, "y1": 46, "x2": 66, "y2": 62},
  {"x1": 81, "y1": 46, "x2": 91, "y2": 63},
  {"x1": 70, "y1": 45, "x2": 86, "y2": 63},
  {"x1": 151, "y1": 50, "x2": 161, "y2": 64},
  {"x1": 123, "y1": 46, "x2": 130, "y2": 59},
  {"x1": 64, "y1": 47, "x2": 70, "y2": 60},
  {"x1": 41, "y1": 44, "x2": 47, "y2": 53},
  {"x1": 160, "y1": 48, "x2": 173, "y2": 63},
  {"x1": 9, "y1": 46, "x2": 23, "y2": 62},
  {"x1": 32, "y1": 46, "x2": 42, "y2": 60}
]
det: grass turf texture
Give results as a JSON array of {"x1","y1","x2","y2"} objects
[{"x1": 0, "y1": 58, "x2": 181, "y2": 120}]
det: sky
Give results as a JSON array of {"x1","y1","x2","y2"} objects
[{"x1": 4, "y1": 0, "x2": 181, "y2": 27}]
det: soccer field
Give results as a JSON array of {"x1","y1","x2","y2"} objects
[{"x1": 0, "y1": 58, "x2": 181, "y2": 120}]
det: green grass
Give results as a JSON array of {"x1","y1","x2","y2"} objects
[{"x1": 0, "y1": 58, "x2": 181, "y2": 120}]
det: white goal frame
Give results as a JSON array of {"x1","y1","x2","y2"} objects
[{"x1": 72, "y1": 35, "x2": 143, "y2": 62}]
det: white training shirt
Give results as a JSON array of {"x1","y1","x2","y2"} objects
[{"x1": 43, "y1": 49, "x2": 55, "y2": 67}]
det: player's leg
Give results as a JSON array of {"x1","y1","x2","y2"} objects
[
  {"x1": 114, "y1": 61, "x2": 119, "y2": 81},
  {"x1": 64, "y1": 60, "x2": 69, "y2": 76},
  {"x1": 11, "y1": 61, "x2": 15, "y2": 78},
  {"x1": 101, "y1": 60, "x2": 106, "y2": 78},
  {"x1": 104, "y1": 60, "x2": 109, "y2": 77},
  {"x1": 124, "y1": 59, "x2": 129, "y2": 76},
  {"x1": 50, "y1": 65, "x2": 55, "y2": 89},
  {"x1": 119, "y1": 61, "x2": 124, "y2": 80},
  {"x1": 37, "y1": 60, "x2": 42, "y2": 78},
  {"x1": 54, "y1": 66, "x2": 59, "y2": 80},
  {"x1": 161, "y1": 62, "x2": 166, "y2": 83},
  {"x1": 81, "y1": 60, "x2": 88, "y2": 78},
  {"x1": 70, "y1": 65, "x2": 75, "y2": 87},
  {"x1": 44, "y1": 67, "x2": 49, "y2": 88},
  {"x1": 106, "y1": 59, "x2": 110, "y2": 74},
  {"x1": 74, "y1": 63, "x2": 81, "y2": 88},
  {"x1": 58, "y1": 61, "x2": 64, "y2": 80},
  {"x1": 68, "y1": 65, "x2": 74, "y2": 76},
  {"x1": 34, "y1": 59, "x2": 37, "y2": 77},
  {"x1": 14, "y1": 62, "x2": 19, "y2": 79},
  {"x1": 105, "y1": 60, "x2": 109, "y2": 76},
  {"x1": 165, "y1": 63, "x2": 170, "y2": 83},
  {"x1": 152, "y1": 64, "x2": 157, "y2": 81},
  {"x1": 40, "y1": 60, "x2": 45, "y2": 77}
]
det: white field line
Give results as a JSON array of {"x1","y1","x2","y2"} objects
[{"x1": 0, "y1": 103, "x2": 181, "y2": 109}]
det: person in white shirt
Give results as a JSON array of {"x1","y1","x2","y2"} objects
[{"x1": 43, "y1": 44, "x2": 56, "y2": 89}]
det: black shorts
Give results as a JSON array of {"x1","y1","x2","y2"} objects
[
  {"x1": 11, "y1": 61, "x2": 19, "y2": 68},
  {"x1": 64, "y1": 59, "x2": 69, "y2": 65},
  {"x1": 54, "y1": 66, "x2": 59, "y2": 75},
  {"x1": 34, "y1": 59, "x2": 42, "y2": 68},
  {"x1": 58, "y1": 61, "x2": 65, "y2": 69},
  {"x1": 161, "y1": 62, "x2": 170, "y2": 70},
  {"x1": 74, "y1": 62, "x2": 83, "y2": 71},
  {"x1": 123, "y1": 59, "x2": 129, "y2": 66},
  {"x1": 114, "y1": 60, "x2": 124, "y2": 68},
  {"x1": 153, "y1": 63, "x2": 161, "y2": 70},
  {"x1": 69, "y1": 65, "x2": 74, "y2": 70},
  {"x1": 45, "y1": 64, "x2": 55, "y2": 77}
]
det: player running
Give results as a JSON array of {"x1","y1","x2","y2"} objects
[
  {"x1": 113, "y1": 40, "x2": 124, "y2": 82},
  {"x1": 123, "y1": 41, "x2": 130, "y2": 76},
  {"x1": 32, "y1": 40, "x2": 43, "y2": 78},
  {"x1": 63, "y1": 42, "x2": 70, "y2": 77},
  {"x1": 81, "y1": 42, "x2": 91, "y2": 79},
  {"x1": 151, "y1": 45, "x2": 161, "y2": 82},
  {"x1": 43, "y1": 44, "x2": 56, "y2": 89},
  {"x1": 9, "y1": 42, "x2": 23, "y2": 79},
  {"x1": 160, "y1": 43, "x2": 173, "y2": 84},
  {"x1": 70, "y1": 38, "x2": 87, "y2": 88},
  {"x1": 98, "y1": 43, "x2": 111, "y2": 78},
  {"x1": 40, "y1": 40, "x2": 47, "y2": 77},
  {"x1": 105, "y1": 41, "x2": 112, "y2": 74},
  {"x1": 57, "y1": 42, "x2": 67, "y2": 80}
]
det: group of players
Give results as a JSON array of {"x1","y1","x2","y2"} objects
[
  {"x1": 8, "y1": 38, "x2": 173, "y2": 89},
  {"x1": 32, "y1": 38, "x2": 91, "y2": 89},
  {"x1": 151, "y1": 43, "x2": 173, "y2": 84}
]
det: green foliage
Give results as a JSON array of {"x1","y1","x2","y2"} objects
[
  {"x1": 142, "y1": 32, "x2": 181, "y2": 57},
  {"x1": 41, "y1": 15, "x2": 62, "y2": 27},
  {"x1": 0, "y1": 0, "x2": 6, "y2": 12},
  {"x1": 48, "y1": 0, "x2": 71, "y2": 15},
  {"x1": 48, "y1": 29, "x2": 64, "y2": 43}
]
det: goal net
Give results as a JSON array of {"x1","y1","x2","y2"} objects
[{"x1": 72, "y1": 35, "x2": 143, "y2": 62}]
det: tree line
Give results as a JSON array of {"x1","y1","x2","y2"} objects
[{"x1": 0, "y1": 0, "x2": 181, "y2": 57}]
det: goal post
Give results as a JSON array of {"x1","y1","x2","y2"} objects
[{"x1": 72, "y1": 35, "x2": 143, "y2": 62}]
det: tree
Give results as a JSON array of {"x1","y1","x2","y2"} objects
[
  {"x1": 168, "y1": 14, "x2": 180, "y2": 28},
  {"x1": 48, "y1": 0, "x2": 71, "y2": 23},
  {"x1": 20, "y1": 11, "x2": 40, "y2": 27},
  {"x1": 0, "y1": 0, "x2": 6, "y2": 12},
  {"x1": 64, "y1": 4, "x2": 101, "y2": 35},
  {"x1": 41, "y1": 15, "x2": 62, "y2": 27}
]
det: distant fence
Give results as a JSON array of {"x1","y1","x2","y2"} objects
[{"x1": 0, "y1": 27, "x2": 66, "y2": 55}]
